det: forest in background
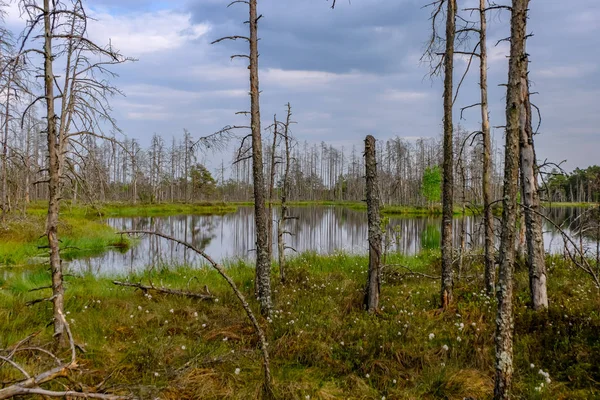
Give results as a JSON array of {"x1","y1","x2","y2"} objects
[{"x1": 1, "y1": 120, "x2": 599, "y2": 207}]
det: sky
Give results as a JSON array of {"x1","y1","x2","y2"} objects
[{"x1": 3, "y1": 0, "x2": 599, "y2": 173}]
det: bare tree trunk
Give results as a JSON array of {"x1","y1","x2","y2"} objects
[
  {"x1": 517, "y1": 205, "x2": 526, "y2": 259},
  {"x1": 267, "y1": 116, "x2": 278, "y2": 263},
  {"x1": 249, "y1": 0, "x2": 271, "y2": 316},
  {"x1": 519, "y1": 69, "x2": 548, "y2": 310},
  {"x1": 24, "y1": 117, "x2": 31, "y2": 206},
  {"x1": 364, "y1": 135, "x2": 381, "y2": 313},
  {"x1": 480, "y1": 0, "x2": 495, "y2": 295},
  {"x1": 494, "y1": 1, "x2": 529, "y2": 397},
  {"x1": 43, "y1": 0, "x2": 66, "y2": 344},
  {"x1": 277, "y1": 104, "x2": 292, "y2": 283},
  {"x1": 1, "y1": 66, "x2": 12, "y2": 219},
  {"x1": 441, "y1": 0, "x2": 456, "y2": 309}
]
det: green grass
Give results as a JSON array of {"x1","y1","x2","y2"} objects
[
  {"x1": 26, "y1": 201, "x2": 238, "y2": 218},
  {"x1": 0, "y1": 201, "x2": 238, "y2": 267},
  {"x1": 1, "y1": 251, "x2": 598, "y2": 399}
]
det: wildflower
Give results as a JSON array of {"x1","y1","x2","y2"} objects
[
  {"x1": 456, "y1": 336, "x2": 462, "y2": 342},
  {"x1": 193, "y1": 312, "x2": 198, "y2": 318},
  {"x1": 223, "y1": 337, "x2": 228, "y2": 341},
  {"x1": 169, "y1": 309, "x2": 174, "y2": 313},
  {"x1": 181, "y1": 345, "x2": 186, "y2": 350},
  {"x1": 202, "y1": 323, "x2": 207, "y2": 328},
  {"x1": 130, "y1": 315, "x2": 134, "y2": 318},
  {"x1": 428, "y1": 333, "x2": 435, "y2": 340},
  {"x1": 530, "y1": 363, "x2": 535, "y2": 369},
  {"x1": 392, "y1": 379, "x2": 397, "y2": 384},
  {"x1": 235, "y1": 368, "x2": 241, "y2": 375},
  {"x1": 442, "y1": 344, "x2": 449, "y2": 351},
  {"x1": 215, "y1": 298, "x2": 219, "y2": 302},
  {"x1": 138, "y1": 306, "x2": 142, "y2": 311},
  {"x1": 154, "y1": 372, "x2": 159, "y2": 377},
  {"x1": 365, "y1": 373, "x2": 370, "y2": 378}
]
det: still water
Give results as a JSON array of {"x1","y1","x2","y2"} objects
[{"x1": 67, "y1": 206, "x2": 592, "y2": 275}]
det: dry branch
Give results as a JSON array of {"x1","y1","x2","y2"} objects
[
  {"x1": 118, "y1": 230, "x2": 273, "y2": 391},
  {"x1": 112, "y1": 281, "x2": 214, "y2": 300},
  {"x1": 0, "y1": 311, "x2": 131, "y2": 399}
]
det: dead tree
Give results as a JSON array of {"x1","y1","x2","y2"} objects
[
  {"x1": 494, "y1": 0, "x2": 529, "y2": 398},
  {"x1": 421, "y1": 0, "x2": 457, "y2": 309},
  {"x1": 277, "y1": 103, "x2": 294, "y2": 283},
  {"x1": 212, "y1": 0, "x2": 271, "y2": 316},
  {"x1": 520, "y1": 67, "x2": 548, "y2": 310},
  {"x1": 441, "y1": 0, "x2": 456, "y2": 309},
  {"x1": 364, "y1": 135, "x2": 382, "y2": 313},
  {"x1": 479, "y1": 0, "x2": 495, "y2": 296},
  {"x1": 267, "y1": 115, "x2": 279, "y2": 263},
  {"x1": 19, "y1": 0, "x2": 130, "y2": 344}
]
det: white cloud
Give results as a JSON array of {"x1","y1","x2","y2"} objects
[
  {"x1": 261, "y1": 68, "x2": 375, "y2": 89},
  {"x1": 87, "y1": 9, "x2": 211, "y2": 56},
  {"x1": 381, "y1": 89, "x2": 429, "y2": 101}
]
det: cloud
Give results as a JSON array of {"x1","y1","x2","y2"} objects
[
  {"x1": 381, "y1": 90, "x2": 429, "y2": 102},
  {"x1": 87, "y1": 8, "x2": 211, "y2": 56}
]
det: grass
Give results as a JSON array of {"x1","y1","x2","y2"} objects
[
  {"x1": 1, "y1": 251, "x2": 598, "y2": 399},
  {"x1": 0, "y1": 201, "x2": 238, "y2": 267},
  {"x1": 26, "y1": 201, "x2": 238, "y2": 218},
  {"x1": 0, "y1": 214, "x2": 131, "y2": 267}
]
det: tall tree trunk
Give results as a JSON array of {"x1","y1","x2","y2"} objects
[
  {"x1": 24, "y1": 116, "x2": 31, "y2": 207},
  {"x1": 249, "y1": 0, "x2": 271, "y2": 316},
  {"x1": 43, "y1": 0, "x2": 66, "y2": 344},
  {"x1": 520, "y1": 69, "x2": 548, "y2": 310},
  {"x1": 480, "y1": 0, "x2": 495, "y2": 295},
  {"x1": 267, "y1": 116, "x2": 278, "y2": 263},
  {"x1": 441, "y1": 0, "x2": 456, "y2": 309},
  {"x1": 494, "y1": 0, "x2": 529, "y2": 397},
  {"x1": 364, "y1": 135, "x2": 382, "y2": 313},
  {"x1": 2, "y1": 66, "x2": 12, "y2": 219},
  {"x1": 278, "y1": 104, "x2": 292, "y2": 283}
]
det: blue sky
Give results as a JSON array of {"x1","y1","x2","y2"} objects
[{"x1": 4, "y1": 0, "x2": 599, "y2": 172}]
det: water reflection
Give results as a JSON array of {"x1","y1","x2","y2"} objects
[{"x1": 67, "y1": 206, "x2": 595, "y2": 275}]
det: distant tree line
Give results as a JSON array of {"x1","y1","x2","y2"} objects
[
  {"x1": 544, "y1": 166, "x2": 600, "y2": 203},
  {"x1": 0, "y1": 119, "x2": 510, "y2": 207}
]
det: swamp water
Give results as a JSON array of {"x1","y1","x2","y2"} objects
[{"x1": 66, "y1": 206, "x2": 593, "y2": 275}]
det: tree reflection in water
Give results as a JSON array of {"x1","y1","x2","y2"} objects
[{"x1": 67, "y1": 206, "x2": 593, "y2": 275}]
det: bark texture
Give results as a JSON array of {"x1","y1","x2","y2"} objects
[
  {"x1": 494, "y1": 0, "x2": 529, "y2": 397},
  {"x1": 43, "y1": 0, "x2": 66, "y2": 344},
  {"x1": 364, "y1": 135, "x2": 382, "y2": 313},
  {"x1": 480, "y1": 0, "x2": 495, "y2": 295},
  {"x1": 249, "y1": 0, "x2": 271, "y2": 316},
  {"x1": 519, "y1": 67, "x2": 548, "y2": 310},
  {"x1": 441, "y1": 0, "x2": 456, "y2": 309}
]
